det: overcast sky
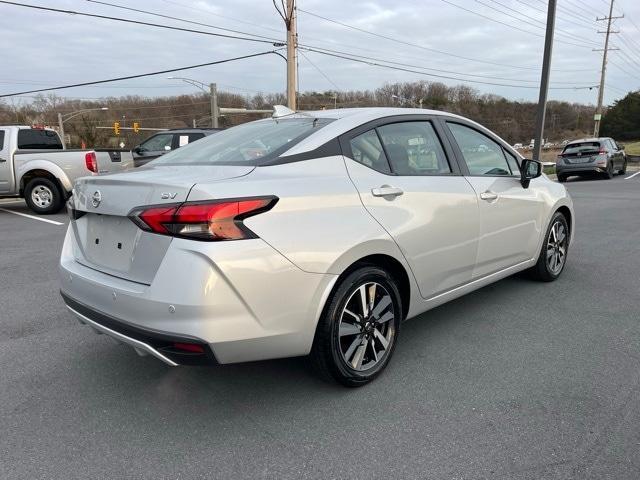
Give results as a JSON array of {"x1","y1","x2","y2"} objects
[{"x1": 1, "y1": 0, "x2": 640, "y2": 106}]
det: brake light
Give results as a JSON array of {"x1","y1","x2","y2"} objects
[
  {"x1": 172, "y1": 342, "x2": 205, "y2": 353},
  {"x1": 129, "y1": 197, "x2": 278, "y2": 241},
  {"x1": 85, "y1": 152, "x2": 97, "y2": 173}
]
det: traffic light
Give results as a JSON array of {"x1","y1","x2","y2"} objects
[
  {"x1": 133, "y1": 122, "x2": 140, "y2": 133},
  {"x1": 113, "y1": 121, "x2": 120, "y2": 135}
]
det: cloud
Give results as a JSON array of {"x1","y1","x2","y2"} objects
[{"x1": 0, "y1": 0, "x2": 639, "y2": 105}]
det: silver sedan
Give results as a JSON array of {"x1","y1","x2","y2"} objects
[{"x1": 60, "y1": 107, "x2": 574, "y2": 386}]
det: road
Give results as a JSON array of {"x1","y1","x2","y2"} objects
[{"x1": 1, "y1": 173, "x2": 639, "y2": 479}]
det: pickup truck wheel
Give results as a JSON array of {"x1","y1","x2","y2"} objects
[{"x1": 24, "y1": 178, "x2": 64, "y2": 215}]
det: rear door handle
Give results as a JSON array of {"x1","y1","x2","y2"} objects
[
  {"x1": 0, "y1": 157, "x2": 6, "y2": 163},
  {"x1": 371, "y1": 186, "x2": 403, "y2": 198},
  {"x1": 479, "y1": 191, "x2": 498, "y2": 201}
]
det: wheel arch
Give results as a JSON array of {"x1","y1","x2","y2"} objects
[
  {"x1": 19, "y1": 169, "x2": 66, "y2": 198},
  {"x1": 555, "y1": 205, "x2": 572, "y2": 236},
  {"x1": 327, "y1": 253, "x2": 412, "y2": 322},
  {"x1": 16, "y1": 160, "x2": 73, "y2": 195}
]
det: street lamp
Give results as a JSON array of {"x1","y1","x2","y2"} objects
[
  {"x1": 167, "y1": 76, "x2": 218, "y2": 128},
  {"x1": 57, "y1": 107, "x2": 108, "y2": 148}
]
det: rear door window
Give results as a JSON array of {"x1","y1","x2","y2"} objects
[
  {"x1": 17, "y1": 129, "x2": 63, "y2": 150},
  {"x1": 349, "y1": 129, "x2": 391, "y2": 174},
  {"x1": 376, "y1": 121, "x2": 451, "y2": 175}
]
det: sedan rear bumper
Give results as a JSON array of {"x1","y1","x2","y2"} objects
[
  {"x1": 62, "y1": 291, "x2": 217, "y2": 366},
  {"x1": 59, "y1": 225, "x2": 338, "y2": 365}
]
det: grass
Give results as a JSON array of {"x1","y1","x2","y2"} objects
[{"x1": 623, "y1": 140, "x2": 640, "y2": 156}]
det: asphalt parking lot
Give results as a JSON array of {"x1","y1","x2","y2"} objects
[{"x1": 1, "y1": 172, "x2": 639, "y2": 480}]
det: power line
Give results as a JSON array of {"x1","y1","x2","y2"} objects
[
  {"x1": 298, "y1": 50, "x2": 341, "y2": 90},
  {"x1": 0, "y1": 1, "x2": 278, "y2": 45},
  {"x1": 158, "y1": 0, "x2": 283, "y2": 34},
  {"x1": 617, "y1": 34, "x2": 640, "y2": 64},
  {"x1": 84, "y1": 0, "x2": 283, "y2": 43},
  {"x1": 608, "y1": 59, "x2": 640, "y2": 82},
  {"x1": 560, "y1": 0, "x2": 603, "y2": 25},
  {"x1": 0, "y1": 51, "x2": 279, "y2": 97},
  {"x1": 299, "y1": 7, "x2": 550, "y2": 71},
  {"x1": 301, "y1": 45, "x2": 597, "y2": 85},
  {"x1": 438, "y1": 0, "x2": 595, "y2": 49},
  {"x1": 300, "y1": 47, "x2": 598, "y2": 90},
  {"x1": 0, "y1": 80, "x2": 201, "y2": 89},
  {"x1": 478, "y1": 0, "x2": 601, "y2": 47}
]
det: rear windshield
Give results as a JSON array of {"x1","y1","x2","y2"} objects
[
  {"x1": 17, "y1": 129, "x2": 63, "y2": 150},
  {"x1": 562, "y1": 142, "x2": 601, "y2": 155},
  {"x1": 153, "y1": 117, "x2": 334, "y2": 166}
]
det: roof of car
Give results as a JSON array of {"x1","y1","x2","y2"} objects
[
  {"x1": 280, "y1": 107, "x2": 513, "y2": 158},
  {"x1": 298, "y1": 107, "x2": 457, "y2": 120},
  {"x1": 165, "y1": 128, "x2": 222, "y2": 134},
  {"x1": 567, "y1": 137, "x2": 608, "y2": 144}
]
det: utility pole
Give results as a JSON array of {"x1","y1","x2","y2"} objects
[
  {"x1": 533, "y1": 0, "x2": 556, "y2": 162},
  {"x1": 210, "y1": 83, "x2": 219, "y2": 128},
  {"x1": 286, "y1": 0, "x2": 297, "y2": 110},
  {"x1": 593, "y1": 0, "x2": 622, "y2": 137}
]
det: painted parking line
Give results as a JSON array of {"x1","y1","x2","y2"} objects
[
  {"x1": 625, "y1": 171, "x2": 640, "y2": 180},
  {"x1": 0, "y1": 208, "x2": 64, "y2": 225}
]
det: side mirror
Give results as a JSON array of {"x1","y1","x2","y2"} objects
[
  {"x1": 619, "y1": 144, "x2": 625, "y2": 150},
  {"x1": 520, "y1": 159, "x2": 542, "y2": 188},
  {"x1": 133, "y1": 145, "x2": 142, "y2": 154}
]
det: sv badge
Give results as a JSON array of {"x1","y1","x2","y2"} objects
[{"x1": 160, "y1": 192, "x2": 178, "y2": 199}]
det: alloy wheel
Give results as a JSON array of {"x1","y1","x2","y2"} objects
[
  {"x1": 338, "y1": 282, "x2": 395, "y2": 371},
  {"x1": 546, "y1": 220, "x2": 567, "y2": 275}
]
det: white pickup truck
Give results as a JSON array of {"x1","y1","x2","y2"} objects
[{"x1": 0, "y1": 126, "x2": 132, "y2": 214}]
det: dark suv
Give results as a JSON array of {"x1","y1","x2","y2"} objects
[
  {"x1": 132, "y1": 128, "x2": 221, "y2": 167},
  {"x1": 556, "y1": 137, "x2": 626, "y2": 182}
]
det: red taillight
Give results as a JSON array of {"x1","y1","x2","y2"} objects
[
  {"x1": 129, "y1": 197, "x2": 277, "y2": 241},
  {"x1": 85, "y1": 152, "x2": 97, "y2": 173},
  {"x1": 172, "y1": 342, "x2": 205, "y2": 353}
]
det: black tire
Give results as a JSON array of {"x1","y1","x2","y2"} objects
[
  {"x1": 311, "y1": 266, "x2": 402, "y2": 387},
  {"x1": 619, "y1": 161, "x2": 627, "y2": 175},
  {"x1": 528, "y1": 212, "x2": 569, "y2": 282},
  {"x1": 604, "y1": 161, "x2": 614, "y2": 179},
  {"x1": 557, "y1": 174, "x2": 567, "y2": 183},
  {"x1": 24, "y1": 177, "x2": 64, "y2": 215}
]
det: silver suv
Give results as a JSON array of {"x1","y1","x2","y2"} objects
[{"x1": 556, "y1": 137, "x2": 627, "y2": 182}]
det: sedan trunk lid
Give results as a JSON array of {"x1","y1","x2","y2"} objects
[{"x1": 70, "y1": 165, "x2": 254, "y2": 284}]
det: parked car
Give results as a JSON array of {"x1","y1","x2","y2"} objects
[
  {"x1": 556, "y1": 137, "x2": 626, "y2": 182},
  {"x1": 513, "y1": 143, "x2": 523, "y2": 150},
  {"x1": 0, "y1": 126, "x2": 128, "y2": 214},
  {"x1": 60, "y1": 107, "x2": 574, "y2": 386},
  {"x1": 132, "y1": 128, "x2": 221, "y2": 167}
]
